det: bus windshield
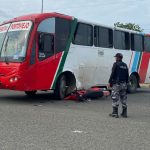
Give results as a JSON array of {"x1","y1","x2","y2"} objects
[
  {"x1": 0, "y1": 23, "x2": 10, "y2": 52},
  {"x1": 0, "y1": 21, "x2": 32, "y2": 62}
]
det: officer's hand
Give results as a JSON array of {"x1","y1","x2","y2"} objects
[{"x1": 108, "y1": 83, "x2": 112, "y2": 89}]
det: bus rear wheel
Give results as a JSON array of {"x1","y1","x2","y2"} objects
[
  {"x1": 25, "y1": 91, "x2": 37, "y2": 97},
  {"x1": 54, "y1": 75, "x2": 67, "y2": 100},
  {"x1": 127, "y1": 75, "x2": 138, "y2": 93}
]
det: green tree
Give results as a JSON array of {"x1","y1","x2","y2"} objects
[{"x1": 114, "y1": 22, "x2": 143, "y2": 32}]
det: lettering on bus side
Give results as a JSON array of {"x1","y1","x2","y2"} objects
[{"x1": 98, "y1": 50, "x2": 104, "y2": 56}]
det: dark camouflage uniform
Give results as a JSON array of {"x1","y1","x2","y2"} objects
[
  {"x1": 111, "y1": 83, "x2": 127, "y2": 108},
  {"x1": 109, "y1": 60, "x2": 129, "y2": 108}
]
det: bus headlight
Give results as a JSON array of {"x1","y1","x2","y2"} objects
[
  {"x1": 10, "y1": 78, "x2": 14, "y2": 83},
  {"x1": 9, "y1": 76, "x2": 19, "y2": 83},
  {"x1": 14, "y1": 77, "x2": 18, "y2": 82}
]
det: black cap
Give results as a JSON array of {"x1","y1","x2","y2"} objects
[{"x1": 114, "y1": 53, "x2": 123, "y2": 59}]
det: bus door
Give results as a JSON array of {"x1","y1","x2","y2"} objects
[{"x1": 35, "y1": 32, "x2": 57, "y2": 90}]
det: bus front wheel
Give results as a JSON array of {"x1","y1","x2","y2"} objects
[
  {"x1": 25, "y1": 91, "x2": 37, "y2": 97},
  {"x1": 54, "y1": 75, "x2": 67, "y2": 100},
  {"x1": 127, "y1": 75, "x2": 138, "y2": 93}
]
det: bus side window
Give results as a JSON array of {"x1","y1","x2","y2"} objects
[
  {"x1": 125, "y1": 32, "x2": 130, "y2": 50},
  {"x1": 114, "y1": 30, "x2": 130, "y2": 50},
  {"x1": 144, "y1": 36, "x2": 150, "y2": 52},
  {"x1": 73, "y1": 23, "x2": 93, "y2": 46},
  {"x1": 94, "y1": 26, "x2": 113, "y2": 48},
  {"x1": 131, "y1": 33, "x2": 143, "y2": 51},
  {"x1": 38, "y1": 32, "x2": 54, "y2": 61},
  {"x1": 55, "y1": 18, "x2": 72, "y2": 53},
  {"x1": 109, "y1": 29, "x2": 113, "y2": 48}
]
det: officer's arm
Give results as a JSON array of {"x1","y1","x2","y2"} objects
[
  {"x1": 126, "y1": 67, "x2": 129, "y2": 83},
  {"x1": 109, "y1": 63, "x2": 117, "y2": 84}
]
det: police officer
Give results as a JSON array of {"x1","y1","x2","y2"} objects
[{"x1": 109, "y1": 53, "x2": 129, "y2": 118}]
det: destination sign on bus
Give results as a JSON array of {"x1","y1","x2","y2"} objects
[
  {"x1": 10, "y1": 21, "x2": 32, "y2": 31},
  {"x1": 0, "y1": 24, "x2": 10, "y2": 33}
]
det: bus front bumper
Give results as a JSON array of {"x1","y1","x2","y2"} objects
[{"x1": 0, "y1": 75, "x2": 24, "y2": 90}]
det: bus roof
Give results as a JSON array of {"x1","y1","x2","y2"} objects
[
  {"x1": 78, "y1": 18, "x2": 142, "y2": 34},
  {"x1": 0, "y1": 12, "x2": 146, "y2": 35},
  {"x1": 1, "y1": 12, "x2": 73, "y2": 25}
]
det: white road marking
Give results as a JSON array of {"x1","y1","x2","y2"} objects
[{"x1": 72, "y1": 130, "x2": 85, "y2": 134}]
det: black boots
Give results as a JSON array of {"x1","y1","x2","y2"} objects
[
  {"x1": 109, "y1": 107, "x2": 119, "y2": 118},
  {"x1": 109, "y1": 106, "x2": 127, "y2": 118},
  {"x1": 121, "y1": 106, "x2": 127, "y2": 118}
]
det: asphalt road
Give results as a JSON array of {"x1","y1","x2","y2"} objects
[{"x1": 0, "y1": 88, "x2": 150, "y2": 150}]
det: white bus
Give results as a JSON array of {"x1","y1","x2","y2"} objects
[{"x1": 65, "y1": 19, "x2": 150, "y2": 92}]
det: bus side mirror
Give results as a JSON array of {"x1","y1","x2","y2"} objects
[
  {"x1": 43, "y1": 34, "x2": 54, "y2": 53},
  {"x1": 38, "y1": 33, "x2": 54, "y2": 59},
  {"x1": 39, "y1": 33, "x2": 44, "y2": 51}
]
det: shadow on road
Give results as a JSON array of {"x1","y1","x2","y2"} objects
[
  {"x1": 0, "y1": 91, "x2": 61, "y2": 104},
  {"x1": 0, "y1": 90, "x2": 108, "y2": 104},
  {"x1": 0, "y1": 88, "x2": 149, "y2": 104},
  {"x1": 134, "y1": 88, "x2": 150, "y2": 95}
]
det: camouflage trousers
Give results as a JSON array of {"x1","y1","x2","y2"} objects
[{"x1": 111, "y1": 83, "x2": 127, "y2": 108}]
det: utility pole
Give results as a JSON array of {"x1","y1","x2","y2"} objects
[{"x1": 41, "y1": 0, "x2": 43, "y2": 13}]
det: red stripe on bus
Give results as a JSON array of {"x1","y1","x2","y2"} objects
[
  {"x1": 49, "y1": 52, "x2": 63, "y2": 89},
  {"x1": 138, "y1": 52, "x2": 150, "y2": 83},
  {"x1": 129, "y1": 51, "x2": 133, "y2": 69}
]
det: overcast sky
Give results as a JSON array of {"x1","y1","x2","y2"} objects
[{"x1": 0, "y1": 0, "x2": 150, "y2": 32}]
